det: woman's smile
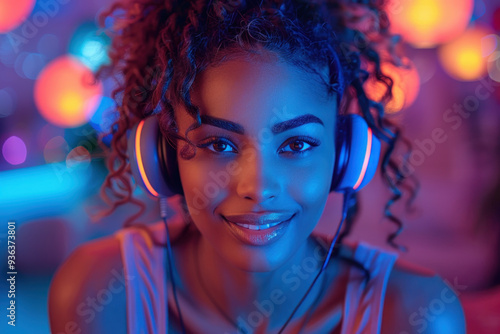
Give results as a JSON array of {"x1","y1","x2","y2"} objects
[{"x1": 222, "y1": 212, "x2": 296, "y2": 246}]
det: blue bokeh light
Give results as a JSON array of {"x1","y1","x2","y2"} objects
[
  {"x1": 0, "y1": 87, "x2": 16, "y2": 118},
  {"x1": 68, "y1": 21, "x2": 111, "y2": 72}
]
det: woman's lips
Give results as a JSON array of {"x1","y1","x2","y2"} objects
[
  {"x1": 222, "y1": 213, "x2": 295, "y2": 246},
  {"x1": 223, "y1": 212, "x2": 294, "y2": 226}
]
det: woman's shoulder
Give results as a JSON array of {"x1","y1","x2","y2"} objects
[
  {"x1": 381, "y1": 257, "x2": 466, "y2": 333},
  {"x1": 315, "y1": 237, "x2": 466, "y2": 333},
  {"x1": 48, "y1": 234, "x2": 127, "y2": 333},
  {"x1": 48, "y1": 216, "x2": 194, "y2": 333}
]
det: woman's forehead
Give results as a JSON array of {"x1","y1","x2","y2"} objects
[{"x1": 175, "y1": 57, "x2": 336, "y2": 134}]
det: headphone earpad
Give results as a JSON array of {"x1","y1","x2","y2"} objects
[
  {"x1": 330, "y1": 114, "x2": 381, "y2": 192},
  {"x1": 128, "y1": 117, "x2": 183, "y2": 198},
  {"x1": 158, "y1": 130, "x2": 184, "y2": 196}
]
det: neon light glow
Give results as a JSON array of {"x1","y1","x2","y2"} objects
[
  {"x1": 438, "y1": 26, "x2": 495, "y2": 81},
  {"x1": 386, "y1": 0, "x2": 473, "y2": 48},
  {"x1": 68, "y1": 21, "x2": 111, "y2": 72},
  {"x1": 2, "y1": 136, "x2": 27, "y2": 165},
  {"x1": 0, "y1": 163, "x2": 90, "y2": 222},
  {"x1": 34, "y1": 55, "x2": 103, "y2": 128},
  {"x1": 135, "y1": 120, "x2": 159, "y2": 197},
  {"x1": 0, "y1": 0, "x2": 35, "y2": 33},
  {"x1": 353, "y1": 128, "x2": 373, "y2": 190}
]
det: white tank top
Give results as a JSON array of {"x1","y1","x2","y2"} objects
[{"x1": 115, "y1": 222, "x2": 397, "y2": 333}]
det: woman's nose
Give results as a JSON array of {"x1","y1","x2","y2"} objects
[{"x1": 235, "y1": 147, "x2": 280, "y2": 202}]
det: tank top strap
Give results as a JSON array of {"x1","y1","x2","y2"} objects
[
  {"x1": 115, "y1": 226, "x2": 168, "y2": 334},
  {"x1": 340, "y1": 241, "x2": 398, "y2": 334}
]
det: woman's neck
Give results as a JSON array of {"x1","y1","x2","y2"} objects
[{"x1": 193, "y1": 233, "x2": 331, "y2": 332}]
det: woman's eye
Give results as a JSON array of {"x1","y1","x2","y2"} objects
[
  {"x1": 198, "y1": 136, "x2": 319, "y2": 155},
  {"x1": 198, "y1": 138, "x2": 237, "y2": 153},
  {"x1": 280, "y1": 137, "x2": 320, "y2": 155}
]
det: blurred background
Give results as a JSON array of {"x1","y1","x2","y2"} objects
[{"x1": 0, "y1": 0, "x2": 499, "y2": 333}]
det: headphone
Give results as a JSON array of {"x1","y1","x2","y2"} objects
[{"x1": 127, "y1": 114, "x2": 381, "y2": 197}]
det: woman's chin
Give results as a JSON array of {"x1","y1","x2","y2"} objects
[{"x1": 220, "y1": 238, "x2": 308, "y2": 273}]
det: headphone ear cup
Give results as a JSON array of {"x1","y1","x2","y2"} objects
[
  {"x1": 330, "y1": 114, "x2": 381, "y2": 192},
  {"x1": 127, "y1": 116, "x2": 183, "y2": 198},
  {"x1": 158, "y1": 129, "x2": 184, "y2": 196}
]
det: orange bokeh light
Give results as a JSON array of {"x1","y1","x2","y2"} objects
[
  {"x1": 438, "y1": 27, "x2": 496, "y2": 81},
  {"x1": 386, "y1": 0, "x2": 474, "y2": 48},
  {"x1": 34, "y1": 55, "x2": 102, "y2": 128},
  {"x1": 364, "y1": 59, "x2": 420, "y2": 113},
  {"x1": 0, "y1": 0, "x2": 35, "y2": 33}
]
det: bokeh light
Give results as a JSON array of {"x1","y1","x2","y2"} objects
[
  {"x1": 438, "y1": 27, "x2": 496, "y2": 81},
  {"x1": 43, "y1": 136, "x2": 69, "y2": 163},
  {"x1": 22, "y1": 53, "x2": 46, "y2": 79},
  {"x1": 66, "y1": 146, "x2": 91, "y2": 169},
  {"x1": 0, "y1": 87, "x2": 16, "y2": 118},
  {"x1": 487, "y1": 51, "x2": 500, "y2": 83},
  {"x1": 0, "y1": 35, "x2": 17, "y2": 67},
  {"x1": 14, "y1": 52, "x2": 30, "y2": 78},
  {"x1": 386, "y1": 0, "x2": 474, "y2": 48},
  {"x1": 411, "y1": 52, "x2": 438, "y2": 84},
  {"x1": 68, "y1": 21, "x2": 111, "y2": 72},
  {"x1": 34, "y1": 55, "x2": 103, "y2": 128},
  {"x1": 0, "y1": 0, "x2": 35, "y2": 33},
  {"x1": 364, "y1": 58, "x2": 420, "y2": 113},
  {"x1": 15, "y1": 52, "x2": 46, "y2": 80},
  {"x1": 2, "y1": 136, "x2": 27, "y2": 165}
]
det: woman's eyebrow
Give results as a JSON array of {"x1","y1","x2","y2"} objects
[
  {"x1": 199, "y1": 114, "x2": 324, "y2": 135},
  {"x1": 271, "y1": 114, "x2": 324, "y2": 134},
  {"x1": 200, "y1": 115, "x2": 245, "y2": 134}
]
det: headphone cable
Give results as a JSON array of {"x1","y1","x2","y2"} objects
[
  {"x1": 277, "y1": 188, "x2": 353, "y2": 333},
  {"x1": 160, "y1": 197, "x2": 187, "y2": 334}
]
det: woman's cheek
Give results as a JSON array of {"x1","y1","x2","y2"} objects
[
  {"x1": 286, "y1": 152, "x2": 334, "y2": 215},
  {"x1": 178, "y1": 157, "x2": 229, "y2": 217},
  {"x1": 289, "y1": 166, "x2": 330, "y2": 204}
]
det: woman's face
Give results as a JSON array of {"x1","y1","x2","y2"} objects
[{"x1": 174, "y1": 55, "x2": 337, "y2": 272}]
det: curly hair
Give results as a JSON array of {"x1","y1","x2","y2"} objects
[{"x1": 95, "y1": 0, "x2": 416, "y2": 251}]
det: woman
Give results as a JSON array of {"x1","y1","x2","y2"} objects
[{"x1": 48, "y1": 0, "x2": 466, "y2": 333}]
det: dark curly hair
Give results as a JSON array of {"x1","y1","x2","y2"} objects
[{"x1": 95, "y1": 0, "x2": 416, "y2": 252}]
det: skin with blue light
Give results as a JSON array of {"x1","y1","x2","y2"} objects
[{"x1": 49, "y1": 51, "x2": 467, "y2": 334}]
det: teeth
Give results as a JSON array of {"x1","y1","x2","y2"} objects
[{"x1": 234, "y1": 221, "x2": 282, "y2": 230}]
